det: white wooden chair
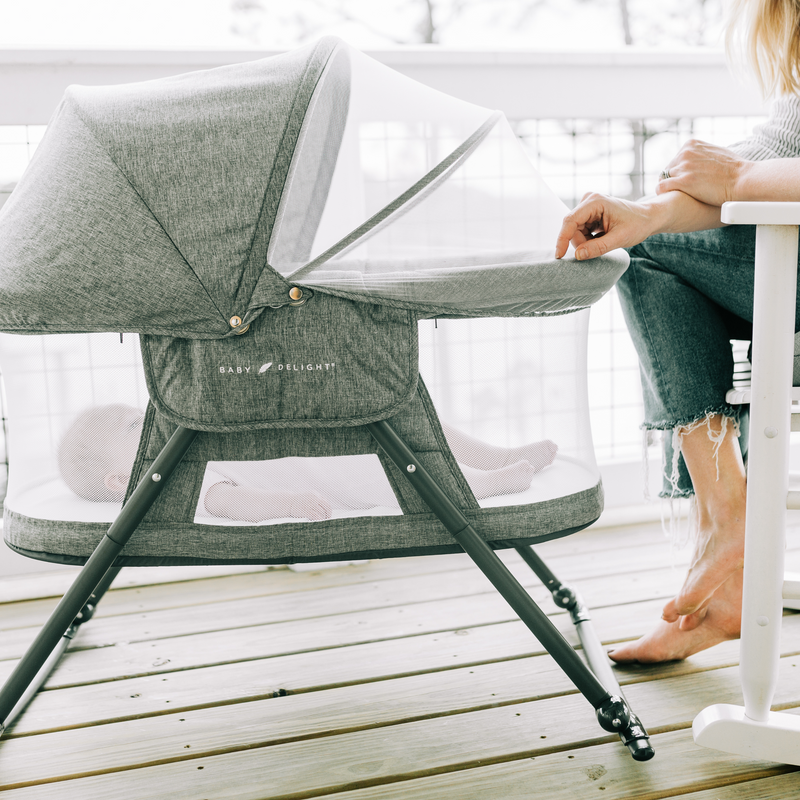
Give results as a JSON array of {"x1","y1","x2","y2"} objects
[{"x1": 693, "y1": 201, "x2": 800, "y2": 763}]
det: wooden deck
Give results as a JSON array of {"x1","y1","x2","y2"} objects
[{"x1": 2, "y1": 518, "x2": 800, "y2": 799}]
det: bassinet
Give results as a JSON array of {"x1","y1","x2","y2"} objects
[{"x1": 0, "y1": 38, "x2": 650, "y2": 758}]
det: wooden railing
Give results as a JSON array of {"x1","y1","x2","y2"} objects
[{"x1": 0, "y1": 47, "x2": 768, "y2": 125}]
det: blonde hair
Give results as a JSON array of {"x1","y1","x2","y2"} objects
[{"x1": 726, "y1": 0, "x2": 800, "y2": 97}]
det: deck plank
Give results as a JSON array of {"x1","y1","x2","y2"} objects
[
  {"x1": 0, "y1": 526, "x2": 696, "y2": 636},
  {"x1": 9, "y1": 537, "x2": 797, "y2": 671},
  {"x1": 4, "y1": 650, "x2": 800, "y2": 790},
  {"x1": 0, "y1": 518, "x2": 680, "y2": 607},
  {"x1": 12, "y1": 603, "x2": 793, "y2": 736},
  {"x1": 295, "y1": 730, "x2": 798, "y2": 800},
  {"x1": 0, "y1": 593, "x2": 693, "y2": 688},
  {"x1": 675, "y1": 772, "x2": 800, "y2": 798},
  {"x1": 0, "y1": 727, "x2": 796, "y2": 799},
  {"x1": 2, "y1": 521, "x2": 800, "y2": 798}
]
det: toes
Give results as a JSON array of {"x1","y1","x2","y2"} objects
[
  {"x1": 661, "y1": 598, "x2": 680, "y2": 623},
  {"x1": 607, "y1": 645, "x2": 637, "y2": 664},
  {"x1": 678, "y1": 607, "x2": 708, "y2": 631}
]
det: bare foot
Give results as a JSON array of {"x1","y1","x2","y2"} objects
[
  {"x1": 609, "y1": 570, "x2": 742, "y2": 663},
  {"x1": 441, "y1": 421, "x2": 558, "y2": 472},
  {"x1": 459, "y1": 460, "x2": 536, "y2": 500},
  {"x1": 289, "y1": 491, "x2": 333, "y2": 521},
  {"x1": 662, "y1": 413, "x2": 747, "y2": 624},
  {"x1": 661, "y1": 512, "x2": 746, "y2": 625}
]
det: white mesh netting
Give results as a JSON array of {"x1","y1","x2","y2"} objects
[
  {"x1": 0, "y1": 314, "x2": 597, "y2": 529},
  {"x1": 0, "y1": 332, "x2": 149, "y2": 522},
  {"x1": 268, "y1": 45, "x2": 575, "y2": 312},
  {"x1": 418, "y1": 312, "x2": 598, "y2": 509}
]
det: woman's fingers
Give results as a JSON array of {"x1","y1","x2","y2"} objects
[
  {"x1": 555, "y1": 195, "x2": 607, "y2": 258},
  {"x1": 556, "y1": 193, "x2": 651, "y2": 260}
]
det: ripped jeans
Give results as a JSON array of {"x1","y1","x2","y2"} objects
[{"x1": 619, "y1": 225, "x2": 800, "y2": 497}]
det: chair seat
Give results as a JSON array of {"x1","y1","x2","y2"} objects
[{"x1": 726, "y1": 386, "x2": 800, "y2": 404}]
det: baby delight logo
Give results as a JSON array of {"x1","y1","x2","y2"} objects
[{"x1": 218, "y1": 361, "x2": 336, "y2": 375}]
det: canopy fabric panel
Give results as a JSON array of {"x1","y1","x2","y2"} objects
[
  {"x1": 0, "y1": 38, "x2": 338, "y2": 336},
  {"x1": 0, "y1": 99, "x2": 218, "y2": 335}
]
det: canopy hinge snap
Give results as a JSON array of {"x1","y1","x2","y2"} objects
[
  {"x1": 229, "y1": 315, "x2": 250, "y2": 335},
  {"x1": 288, "y1": 286, "x2": 311, "y2": 306}
]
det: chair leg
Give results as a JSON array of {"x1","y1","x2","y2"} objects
[
  {"x1": 367, "y1": 419, "x2": 651, "y2": 760},
  {"x1": 0, "y1": 425, "x2": 197, "y2": 734},
  {"x1": 516, "y1": 545, "x2": 654, "y2": 760},
  {"x1": 693, "y1": 223, "x2": 800, "y2": 764}
]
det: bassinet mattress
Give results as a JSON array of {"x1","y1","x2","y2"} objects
[{"x1": 3, "y1": 455, "x2": 602, "y2": 566}]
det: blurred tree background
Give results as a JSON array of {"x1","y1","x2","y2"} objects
[{"x1": 229, "y1": 0, "x2": 725, "y2": 50}]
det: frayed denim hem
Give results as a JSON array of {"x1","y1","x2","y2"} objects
[
  {"x1": 641, "y1": 407, "x2": 741, "y2": 499},
  {"x1": 641, "y1": 404, "x2": 742, "y2": 433},
  {"x1": 642, "y1": 410, "x2": 740, "y2": 545}
]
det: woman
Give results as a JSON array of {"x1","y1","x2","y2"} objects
[{"x1": 555, "y1": 0, "x2": 800, "y2": 662}]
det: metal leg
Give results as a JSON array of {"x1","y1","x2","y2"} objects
[
  {"x1": 2, "y1": 565, "x2": 121, "y2": 731},
  {"x1": 516, "y1": 545, "x2": 654, "y2": 761},
  {"x1": 0, "y1": 425, "x2": 197, "y2": 734},
  {"x1": 367, "y1": 419, "x2": 638, "y2": 751}
]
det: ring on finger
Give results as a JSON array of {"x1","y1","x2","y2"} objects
[{"x1": 659, "y1": 168, "x2": 671, "y2": 180}]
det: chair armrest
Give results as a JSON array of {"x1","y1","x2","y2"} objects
[{"x1": 722, "y1": 201, "x2": 800, "y2": 226}]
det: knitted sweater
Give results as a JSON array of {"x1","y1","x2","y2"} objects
[{"x1": 729, "y1": 94, "x2": 800, "y2": 160}]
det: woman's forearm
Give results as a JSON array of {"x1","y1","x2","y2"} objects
[
  {"x1": 734, "y1": 158, "x2": 800, "y2": 202},
  {"x1": 641, "y1": 190, "x2": 725, "y2": 235}
]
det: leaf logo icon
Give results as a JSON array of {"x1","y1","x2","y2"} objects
[{"x1": 259, "y1": 362, "x2": 272, "y2": 373}]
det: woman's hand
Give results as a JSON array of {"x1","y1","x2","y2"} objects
[
  {"x1": 656, "y1": 139, "x2": 746, "y2": 207},
  {"x1": 555, "y1": 192, "x2": 660, "y2": 260}
]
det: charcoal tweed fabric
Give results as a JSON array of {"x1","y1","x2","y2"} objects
[
  {"x1": 0, "y1": 39, "x2": 337, "y2": 336},
  {"x1": 301, "y1": 256, "x2": 630, "y2": 319},
  {"x1": 141, "y1": 293, "x2": 419, "y2": 431}
]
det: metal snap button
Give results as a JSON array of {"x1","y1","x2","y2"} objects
[
  {"x1": 289, "y1": 287, "x2": 303, "y2": 301},
  {"x1": 229, "y1": 316, "x2": 242, "y2": 328}
]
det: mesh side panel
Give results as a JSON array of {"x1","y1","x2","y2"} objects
[
  {"x1": 0, "y1": 332, "x2": 148, "y2": 522},
  {"x1": 195, "y1": 454, "x2": 402, "y2": 526},
  {"x1": 268, "y1": 44, "x2": 491, "y2": 276},
  {"x1": 269, "y1": 47, "x2": 351, "y2": 268},
  {"x1": 420, "y1": 312, "x2": 598, "y2": 509}
]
